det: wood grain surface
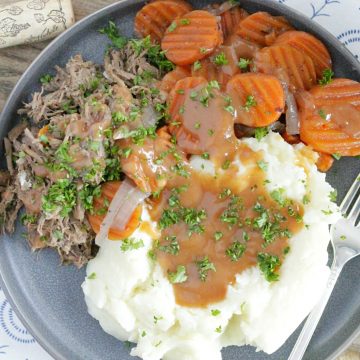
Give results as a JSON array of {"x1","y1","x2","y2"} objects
[{"x1": 0, "y1": 1, "x2": 358, "y2": 359}]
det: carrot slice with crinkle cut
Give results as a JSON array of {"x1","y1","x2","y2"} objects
[
  {"x1": 87, "y1": 181, "x2": 143, "y2": 240},
  {"x1": 236, "y1": 11, "x2": 293, "y2": 46},
  {"x1": 254, "y1": 44, "x2": 317, "y2": 91},
  {"x1": 159, "y1": 66, "x2": 191, "y2": 93},
  {"x1": 218, "y1": 5, "x2": 249, "y2": 39},
  {"x1": 161, "y1": 10, "x2": 223, "y2": 66},
  {"x1": 134, "y1": 0, "x2": 192, "y2": 43},
  {"x1": 226, "y1": 73, "x2": 285, "y2": 127},
  {"x1": 167, "y1": 76, "x2": 208, "y2": 123},
  {"x1": 299, "y1": 78, "x2": 360, "y2": 156},
  {"x1": 274, "y1": 31, "x2": 332, "y2": 78}
]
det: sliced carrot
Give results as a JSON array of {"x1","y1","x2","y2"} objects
[
  {"x1": 299, "y1": 79, "x2": 360, "y2": 156},
  {"x1": 316, "y1": 152, "x2": 334, "y2": 172},
  {"x1": 219, "y1": 6, "x2": 249, "y2": 39},
  {"x1": 161, "y1": 10, "x2": 223, "y2": 66},
  {"x1": 274, "y1": 31, "x2": 332, "y2": 78},
  {"x1": 226, "y1": 73, "x2": 285, "y2": 127},
  {"x1": 134, "y1": 0, "x2": 192, "y2": 43},
  {"x1": 281, "y1": 131, "x2": 301, "y2": 145},
  {"x1": 159, "y1": 66, "x2": 191, "y2": 93},
  {"x1": 254, "y1": 44, "x2": 317, "y2": 91},
  {"x1": 167, "y1": 76, "x2": 208, "y2": 123},
  {"x1": 87, "y1": 181, "x2": 142, "y2": 240},
  {"x1": 236, "y1": 12, "x2": 293, "y2": 47}
]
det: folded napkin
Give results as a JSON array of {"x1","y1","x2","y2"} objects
[{"x1": 0, "y1": 0, "x2": 75, "y2": 49}]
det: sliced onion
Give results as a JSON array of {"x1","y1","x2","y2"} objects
[
  {"x1": 95, "y1": 177, "x2": 149, "y2": 245},
  {"x1": 207, "y1": 1, "x2": 239, "y2": 16},
  {"x1": 283, "y1": 83, "x2": 300, "y2": 135},
  {"x1": 141, "y1": 105, "x2": 157, "y2": 128}
]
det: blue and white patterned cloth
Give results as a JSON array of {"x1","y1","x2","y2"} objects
[{"x1": 0, "y1": 0, "x2": 359, "y2": 359}]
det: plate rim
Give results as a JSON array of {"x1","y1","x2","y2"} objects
[{"x1": 0, "y1": 0, "x2": 359, "y2": 359}]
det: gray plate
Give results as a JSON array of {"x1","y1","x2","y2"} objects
[{"x1": 0, "y1": 1, "x2": 359, "y2": 359}]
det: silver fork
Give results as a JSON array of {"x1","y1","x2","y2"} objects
[{"x1": 288, "y1": 172, "x2": 360, "y2": 360}]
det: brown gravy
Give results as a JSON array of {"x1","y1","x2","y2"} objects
[{"x1": 148, "y1": 146, "x2": 303, "y2": 308}]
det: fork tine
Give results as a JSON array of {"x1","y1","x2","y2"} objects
[
  {"x1": 340, "y1": 173, "x2": 360, "y2": 214},
  {"x1": 347, "y1": 194, "x2": 360, "y2": 226}
]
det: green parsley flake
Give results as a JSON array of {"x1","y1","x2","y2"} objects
[
  {"x1": 257, "y1": 160, "x2": 268, "y2": 171},
  {"x1": 214, "y1": 231, "x2": 223, "y2": 241},
  {"x1": 40, "y1": 74, "x2": 54, "y2": 84},
  {"x1": 194, "y1": 122, "x2": 201, "y2": 129},
  {"x1": 195, "y1": 256, "x2": 216, "y2": 281},
  {"x1": 243, "y1": 95, "x2": 257, "y2": 111},
  {"x1": 180, "y1": 18, "x2": 190, "y2": 25},
  {"x1": 168, "y1": 21, "x2": 177, "y2": 32},
  {"x1": 201, "y1": 152, "x2": 210, "y2": 160},
  {"x1": 332, "y1": 153, "x2": 341, "y2": 160},
  {"x1": 99, "y1": 21, "x2": 128, "y2": 49},
  {"x1": 215, "y1": 326, "x2": 222, "y2": 333},
  {"x1": 193, "y1": 61, "x2": 202, "y2": 71},
  {"x1": 254, "y1": 127, "x2": 268, "y2": 141},
  {"x1": 222, "y1": 159, "x2": 231, "y2": 170},
  {"x1": 226, "y1": 241, "x2": 246, "y2": 261},
  {"x1": 213, "y1": 52, "x2": 229, "y2": 66},
  {"x1": 159, "y1": 236, "x2": 180, "y2": 255},
  {"x1": 319, "y1": 68, "x2": 334, "y2": 86},
  {"x1": 168, "y1": 265, "x2": 188, "y2": 284},
  {"x1": 87, "y1": 272, "x2": 96, "y2": 280},
  {"x1": 329, "y1": 190, "x2": 337, "y2": 202},
  {"x1": 238, "y1": 58, "x2": 252, "y2": 70},
  {"x1": 211, "y1": 309, "x2": 221, "y2": 316},
  {"x1": 257, "y1": 252, "x2": 281, "y2": 282},
  {"x1": 120, "y1": 238, "x2": 144, "y2": 251},
  {"x1": 208, "y1": 129, "x2": 215, "y2": 136},
  {"x1": 318, "y1": 109, "x2": 328, "y2": 120}
]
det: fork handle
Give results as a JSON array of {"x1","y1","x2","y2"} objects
[{"x1": 288, "y1": 265, "x2": 342, "y2": 360}]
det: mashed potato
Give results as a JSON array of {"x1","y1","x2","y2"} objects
[{"x1": 82, "y1": 132, "x2": 340, "y2": 360}]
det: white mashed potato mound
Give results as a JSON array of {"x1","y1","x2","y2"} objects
[{"x1": 82, "y1": 132, "x2": 340, "y2": 360}]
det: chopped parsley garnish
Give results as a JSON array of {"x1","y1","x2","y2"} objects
[
  {"x1": 40, "y1": 74, "x2": 54, "y2": 84},
  {"x1": 153, "y1": 315, "x2": 163, "y2": 324},
  {"x1": 302, "y1": 194, "x2": 311, "y2": 205},
  {"x1": 120, "y1": 238, "x2": 144, "y2": 251},
  {"x1": 79, "y1": 184, "x2": 102, "y2": 213},
  {"x1": 99, "y1": 21, "x2": 127, "y2": 49},
  {"x1": 220, "y1": 195, "x2": 243, "y2": 227},
  {"x1": 87, "y1": 272, "x2": 96, "y2": 280},
  {"x1": 211, "y1": 309, "x2": 221, "y2": 316},
  {"x1": 42, "y1": 179, "x2": 77, "y2": 218},
  {"x1": 195, "y1": 256, "x2": 216, "y2": 281},
  {"x1": 193, "y1": 61, "x2": 202, "y2": 71},
  {"x1": 243, "y1": 95, "x2": 257, "y2": 111},
  {"x1": 254, "y1": 127, "x2": 268, "y2": 141},
  {"x1": 318, "y1": 109, "x2": 328, "y2": 120},
  {"x1": 214, "y1": 231, "x2": 223, "y2": 241},
  {"x1": 171, "y1": 162, "x2": 191, "y2": 178},
  {"x1": 200, "y1": 47, "x2": 208, "y2": 54},
  {"x1": 340, "y1": 235, "x2": 346, "y2": 241},
  {"x1": 190, "y1": 91, "x2": 198, "y2": 100},
  {"x1": 238, "y1": 58, "x2": 252, "y2": 70},
  {"x1": 322, "y1": 209, "x2": 333, "y2": 215},
  {"x1": 224, "y1": 105, "x2": 235, "y2": 115},
  {"x1": 257, "y1": 160, "x2": 268, "y2": 171},
  {"x1": 208, "y1": 129, "x2": 215, "y2": 136},
  {"x1": 176, "y1": 89, "x2": 185, "y2": 95},
  {"x1": 318, "y1": 68, "x2": 334, "y2": 86},
  {"x1": 194, "y1": 122, "x2": 201, "y2": 129},
  {"x1": 226, "y1": 241, "x2": 246, "y2": 261},
  {"x1": 283, "y1": 246, "x2": 290, "y2": 255},
  {"x1": 180, "y1": 18, "x2": 190, "y2": 25},
  {"x1": 222, "y1": 159, "x2": 231, "y2": 170},
  {"x1": 168, "y1": 265, "x2": 188, "y2": 284},
  {"x1": 329, "y1": 190, "x2": 337, "y2": 202},
  {"x1": 270, "y1": 188, "x2": 287, "y2": 207},
  {"x1": 21, "y1": 214, "x2": 37, "y2": 225},
  {"x1": 332, "y1": 153, "x2": 341, "y2": 160},
  {"x1": 213, "y1": 52, "x2": 229, "y2": 66},
  {"x1": 183, "y1": 208, "x2": 207, "y2": 235},
  {"x1": 257, "y1": 252, "x2": 281, "y2": 282},
  {"x1": 201, "y1": 152, "x2": 210, "y2": 160},
  {"x1": 159, "y1": 236, "x2": 180, "y2": 255},
  {"x1": 215, "y1": 326, "x2": 222, "y2": 333},
  {"x1": 168, "y1": 21, "x2": 177, "y2": 32}
]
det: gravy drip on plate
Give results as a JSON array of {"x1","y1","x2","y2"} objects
[{"x1": 151, "y1": 145, "x2": 303, "y2": 307}]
